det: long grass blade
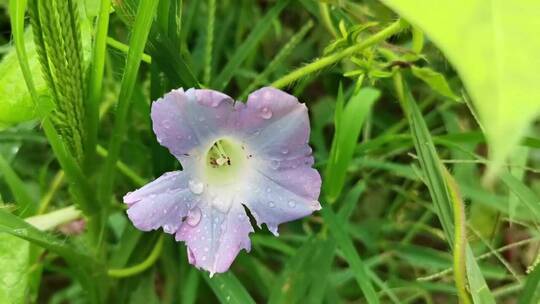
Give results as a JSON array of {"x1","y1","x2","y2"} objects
[{"x1": 212, "y1": 0, "x2": 290, "y2": 90}]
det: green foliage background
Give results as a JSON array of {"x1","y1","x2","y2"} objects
[{"x1": 0, "y1": 0, "x2": 539, "y2": 303}]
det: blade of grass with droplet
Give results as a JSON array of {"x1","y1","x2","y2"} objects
[
  {"x1": 204, "y1": 272, "x2": 256, "y2": 304},
  {"x1": 324, "y1": 87, "x2": 380, "y2": 202},
  {"x1": 212, "y1": 0, "x2": 290, "y2": 90}
]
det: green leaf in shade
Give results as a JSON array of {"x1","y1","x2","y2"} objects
[
  {"x1": 324, "y1": 87, "x2": 380, "y2": 202},
  {"x1": 0, "y1": 154, "x2": 36, "y2": 217},
  {"x1": 380, "y1": 0, "x2": 540, "y2": 179},
  {"x1": 204, "y1": 272, "x2": 256, "y2": 304},
  {"x1": 321, "y1": 207, "x2": 379, "y2": 304},
  {"x1": 411, "y1": 66, "x2": 459, "y2": 101},
  {"x1": 212, "y1": 0, "x2": 290, "y2": 90},
  {"x1": 269, "y1": 237, "x2": 336, "y2": 304},
  {"x1": 518, "y1": 263, "x2": 540, "y2": 304},
  {"x1": 130, "y1": 272, "x2": 160, "y2": 304},
  {"x1": 0, "y1": 233, "x2": 29, "y2": 304}
]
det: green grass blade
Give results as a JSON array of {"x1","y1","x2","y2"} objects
[
  {"x1": 321, "y1": 207, "x2": 380, "y2": 304},
  {"x1": 84, "y1": 0, "x2": 111, "y2": 171},
  {"x1": 402, "y1": 82, "x2": 495, "y2": 304},
  {"x1": 204, "y1": 272, "x2": 256, "y2": 304},
  {"x1": 518, "y1": 264, "x2": 540, "y2": 304},
  {"x1": 99, "y1": 0, "x2": 159, "y2": 206},
  {"x1": 324, "y1": 87, "x2": 380, "y2": 202},
  {"x1": 402, "y1": 85, "x2": 454, "y2": 241},
  {"x1": 0, "y1": 154, "x2": 35, "y2": 217},
  {"x1": 239, "y1": 19, "x2": 314, "y2": 100},
  {"x1": 500, "y1": 173, "x2": 540, "y2": 219},
  {"x1": 212, "y1": 0, "x2": 290, "y2": 90}
]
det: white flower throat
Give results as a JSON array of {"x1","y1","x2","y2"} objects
[{"x1": 203, "y1": 137, "x2": 248, "y2": 186}]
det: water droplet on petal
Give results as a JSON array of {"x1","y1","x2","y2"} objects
[
  {"x1": 268, "y1": 201, "x2": 275, "y2": 208},
  {"x1": 189, "y1": 180, "x2": 204, "y2": 194},
  {"x1": 288, "y1": 200, "x2": 296, "y2": 208},
  {"x1": 198, "y1": 117, "x2": 205, "y2": 122},
  {"x1": 186, "y1": 207, "x2": 202, "y2": 226},
  {"x1": 259, "y1": 106, "x2": 272, "y2": 119},
  {"x1": 270, "y1": 160, "x2": 280, "y2": 170},
  {"x1": 266, "y1": 188, "x2": 271, "y2": 193},
  {"x1": 281, "y1": 148, "x2": 289, "y2": 155},
  {"x1": 162, "y1": 119, "x2": 171, "y2": 129}
]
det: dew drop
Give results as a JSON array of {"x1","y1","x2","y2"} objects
[
  {"x1": 186, "y1": 207, "x2": 202, "y2": 226},
  {"x1": 270, "y1": 160, "x2": 280, "y2": 170},
  {"x1": 288, "y1": 200, "x2": 296, "y2": 208},
  {"x1": 162, "y1": 119, "x2": 171, "y2": 129},
  {"x1": 198, "y1": 117, "x2": 205, "y2": 122},
  {"x1": 189, "y1": 180, "x2": 204, "y2": 194},
  {"x1": 281, "y1": 148, "x2": 289, "y2": 155},
  {"x1": 266, "y1": 188, "x2": 271, "y2": 193},
  {"x1": 259, "y1": 106, "x2": 272, "y2": 119},
  {"x1": 268, "y1": 201, "x2": 275, "y2": 208}
]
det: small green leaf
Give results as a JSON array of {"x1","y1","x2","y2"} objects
[{"x1": 411, "y1": 66, "x2": 459, "y2": 101}]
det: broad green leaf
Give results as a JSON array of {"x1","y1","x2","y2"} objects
[
  {"x1": 381, "y1": 0, "x2": 540, "y2": 178},
  {"x1": 324, "y1": 87, "x2": 380, "y2": 202},
  {"x1": 0, "y1": 31, "x2": 43, "y2": 128},
  {"x1": 411, "y1": 66, "x2": 459, "y2": 101},
  {"x1": 0, "y1": 233, "x2": 29, "y2": 304}
]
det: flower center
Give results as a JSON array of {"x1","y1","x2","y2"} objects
[{"x1": 204, "y1": 138, "x2": 246, "y2": 185}]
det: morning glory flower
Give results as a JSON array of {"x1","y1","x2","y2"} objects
[{"x1": 123, "y1": 87, "x2": 321, "y2": 275}]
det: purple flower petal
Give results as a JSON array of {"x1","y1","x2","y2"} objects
[
  {"x1": 175, "y1": 202, "x2": 253, "y2": 276},
  {"x1": 125, "y1": 171, "x2": 196, "y2": 234},
  {"x1": 151, "y1": 88, "x2": 238, "y2": 160},
  {"x1": 240, "y1": 87, "x2": 311, "y2": 161},
  {"x1": 239, "y1": 87, "x2": 321, "y2": 234}
]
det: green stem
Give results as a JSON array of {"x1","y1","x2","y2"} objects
[
  {"x1": 444, "y1": 169, "x2": 472, "y2": 304},
  {"x1": 106, "y1": 37, "x2": 152, "y2": 63},
  {"x1": 38, "y1": 171, "x2": 65, "y2": 214},
  {"x1": 203, "y1": 0, "x2": 215, "y2": 85},
  {"x1": 107, "y1": 235, "x2": 164, "y2": 278},
  {"x1": 271, "y1": 19, "x2": 408, "y2": 89},
  {"x1": 84, "y1": 0, "x2": 111, "y2": 173}
]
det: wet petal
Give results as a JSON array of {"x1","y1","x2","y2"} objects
[
  {"x1": 240, "y1": 87, "x2": 311, "y2": 163},
  {"x1": 244, "y1": 164, "x2": 321, "y2": 235},
  {"x1": 151, "y1": 88, "x2": 238, "y2": 160},
  {"x1": 175, "y1": 202, "x2": 253, "y2": 275},
  {"x1": 124, "y1": 171, "x2": 198, "y2": 234}
]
